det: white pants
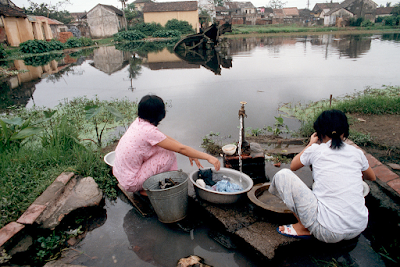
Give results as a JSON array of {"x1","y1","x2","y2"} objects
[{"x1": 269, "y1": 169, "x2": 362, "y2": 243}]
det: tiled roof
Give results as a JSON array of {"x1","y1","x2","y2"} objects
[
  {"x1": 283, "y1": 7, "x2": 299, "y2": 16},
  {"x1": 0, "y1": 3, "x2": 27, "y2": 17},
  {"x1": 143, "y1": 1, "x2": 197, "y2": 12},
  {"x1": 101, "y1": 4, "x2": 124, "y2": 16},
  {"x1": 134, "y1": 0, "x2": 153, "y2": 3},
  {"x1": 34, "y1": 16, "x2": 64, "y2": 25},
  {"x1": 314, "y1": 3, "x2": 340, "y2": 10},
  {"x1": 236, "y1": 2, "x2": 255, "y2": 8},
  {"x1": 376, "y1": 7, "x2": 393, "y2": 15}
]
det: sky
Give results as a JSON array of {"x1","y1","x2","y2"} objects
[{"x1": 12, "y1": 0, "x2": 393, "y2": 13}]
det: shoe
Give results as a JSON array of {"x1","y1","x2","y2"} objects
[{"x1": 277, "y1": 224, "x2": 312, "y2": 240}]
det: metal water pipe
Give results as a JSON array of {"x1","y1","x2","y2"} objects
[{"x1": 238, "y1": 101, "x2": 250, "y2": 153}]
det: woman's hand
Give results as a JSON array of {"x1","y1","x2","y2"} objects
[
  {"x1": 309, "y1": 132, "x2": 319, "y2": 145},
  {"x1": 189, "y1": 157, "x2": 204, "y2": 169},
  {"x1": 208, "y1": 156, "x2": 221, "y2": 171}
]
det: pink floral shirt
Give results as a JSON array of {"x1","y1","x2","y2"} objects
[{"x1": 113, "y1": 118, "x2": 167, "y2": 190}]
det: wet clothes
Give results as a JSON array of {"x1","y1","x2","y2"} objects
[
  {"x1": 113, "y1": 118, "x2": 178, "y2": 192},
  {"x1": 199, "y1": 168, "x2": 243, "y2": 193}
]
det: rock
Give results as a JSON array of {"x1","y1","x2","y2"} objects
[
  {"x1": 177, "y1": 255, "x2": 211, "y2": 267},
  {"x1": 8, "y1": 235, "x2": 33, "y2": 256},
  {"x1": 36, "y1": 177, "x2": 103, "y2": 229}
]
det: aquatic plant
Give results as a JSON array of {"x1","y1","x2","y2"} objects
[
  {"x1": 84, "y1": 104, "x2": 125, "y2": 147},
  {"x1": 265, "y1": 116, "x2": 290, "y2": 137}
]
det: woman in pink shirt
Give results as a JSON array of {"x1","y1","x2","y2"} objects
[{"x1": 113, "y1": 95, "x2": 220, "y2": 194}]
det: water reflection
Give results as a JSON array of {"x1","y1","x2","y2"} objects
[
  {"x1": 90, "y1": 46, "x2": 131, "y2": 75},
  {"x1": 174, "y1": 48, "x2": 232, "y2": 75},
  {"x1": 143, "y1": 48, "x2": 199, "y2": 71},
  {"x1": 1, "y1": 33, "x2": 399, "y2": 111}
]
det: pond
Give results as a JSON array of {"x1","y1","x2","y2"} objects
[{"x1": 2, "y1": 33, "x2": 400, "y2": 266}]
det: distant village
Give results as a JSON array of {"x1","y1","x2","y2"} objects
[{"x1": 0, "y1": 0, "x2": 395, "y2": 47}]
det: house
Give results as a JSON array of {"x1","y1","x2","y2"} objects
[
  {"x1": 143, "y1": 1, "x2": 198, "y2": 32},
  {"x1": 70, "y1": 12, "x2": 87, "y2": 25},
  {"x1": 215, "y1": 1, "x2": 257, "y2": 25},
  {"x1": 0, "y1": 0, "x2": 33, "y2": 46},
  {"x1": 34, "y1": 16, "x2": 64, "y2": 41},
  {"x1": 323, "y1": 0, "x2": 377, "y2": 26},
  {"x1": 87, "y1": 4, "x2": 127, "y2": 39},
  {"x1": 282, "y1": 7, "x2": 300, "y2": 23},
  {"x1": 324, "y1": 8, "x2": 354, "y2": 26},
  {"x1": 312, "y1": 2, "x2": 341, "y2": 17},
  {"x1": 375, "y1": 7, "x2": 393, "y2": 18},
  {"x1": 133, "y1": 0, "x2": 153, "y2": 12},
  {"x1": 339, "y1": 0, "x2": 377, "y2": 22}
]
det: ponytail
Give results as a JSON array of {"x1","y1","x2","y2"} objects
[{"x1": 313, "y1": 110, "x2": 349, "y2": 150}]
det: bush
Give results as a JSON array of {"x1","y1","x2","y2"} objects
[
  {"x1": 0, "y1": 44, "x2": 6, "y2": 61},
  {"x1": 129, "y1": 22, "x2": 164, "y2": 36},
  {"x1": 65, "y1": 37, "x2": 82, "y2": 48},
  {"x1": 165, "y1": 19, "x2": 195, "y2": 34},
  {"x1": 19, "y1": 39, "x2": 51, "y2": 54},
  {"x1": 79, "y1": 37, "x2": 94, "y2": 47},
  {"x1": 361, "y1": 20, "x2": 374, "y2": 27},
  {"x1": 152, "y1": 30, "x2": 181, "y2": 38},
  {"x1": 113, "y1": 30, "x2": 146, "y2": 42},
  {"x1": 384, "y1": 16, "x2": 396, "y2": 26},
  {"x1": 349, "y1": 17, "x2": 364, "y2": 26},
  {"x1": 47, "y1": 39, "x2": 65, "y2": 51}
]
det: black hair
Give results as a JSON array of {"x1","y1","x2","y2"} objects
[
  {"x1": 313, "y1": 109, "x2": 349, "y2": 149},
  {"x1": 138, "y1": 95, "x2": 166, "y2": 126}
]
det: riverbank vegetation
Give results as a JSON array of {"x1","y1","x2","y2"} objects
[
  {"x1": 279, "y1": 85, "x2": 400, "y2": 141},
  {"x1": 0, "y1": 97, "x2": 138, "y2": 229},
  {"x1": 226, "y1": 24, "x2": 400, "y2": 36}
]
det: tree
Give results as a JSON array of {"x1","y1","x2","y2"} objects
[
  {"x1": 118, "y1": 0, "x2": 128, "y2": 30},
  {"x1": 24, "y1": 0, "x2": 73, "y2": 24},
  {"x1": 392, "y1": 3, "x2": 400, "y2": 16},
  {"x1": 124, "y1": 3, "x2": 142, "y2": 26},
  {"x1": 266, "y1": 0, "x2": 287, "y2": 9}
]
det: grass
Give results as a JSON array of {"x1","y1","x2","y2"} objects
[
  {"x1": 278, "y1": 85, "x2": 400, "y2": 140},
  {"x1": 227, "y1": 24, "x2": 400, "y2": 36},
  {"x1": 0, "y1": 97, "x2": 138, "y2": 229}
]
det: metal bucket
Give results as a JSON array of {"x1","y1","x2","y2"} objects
[{"x1": 142, "y1": 170, "x2": 189, "y2": 223}]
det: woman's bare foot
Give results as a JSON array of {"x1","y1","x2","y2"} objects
[{"x1": 139, "y1": 189, "x2": 148, "y2": 197}]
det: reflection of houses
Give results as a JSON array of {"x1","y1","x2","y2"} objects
[
  {"x1": 142, "y1": 48, "x2": 200, "y2": 70},
  {"x1": 87, "y1": 4, "x2": 127, "y2": 39},
  {"x1": 91, "y1": 46, "x2": 130, "y2": 75},
  {"x1": 143, "y1": 1, "x2": 199, "y2": 32}
]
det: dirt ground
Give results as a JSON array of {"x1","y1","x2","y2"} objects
[{"x1": 349, "y1": 113, "x2": 400, "y2": 174}]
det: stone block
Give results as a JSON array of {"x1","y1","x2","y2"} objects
[
  {"x1": 0, "y1": 222, "x2": 25, "y2": 247},
  {"x1": 36, "y1": 177, "x2": 103, "y2": 229},
  {"x1": 387, "y1": 178, "x2": 400, "y2": 195},
  {"x1": 235, "y1": 221, "x2": 298, "y2": 259},
  {"x1": 365, "y1": 154, "x2": 382, "y2": 168},
  {"x1": 17, "y1": 204, "x2": 46, "y2": 224},
  {"x1": 373, "y1": 165, "x2": 399, "y2": 183},
  {"x1": 55, "y1": 172, "x2": 74, "y2": 185}
]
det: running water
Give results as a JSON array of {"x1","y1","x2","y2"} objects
[{"x1": 238, "y1": 116, "x2": 243, "y2": 173}]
